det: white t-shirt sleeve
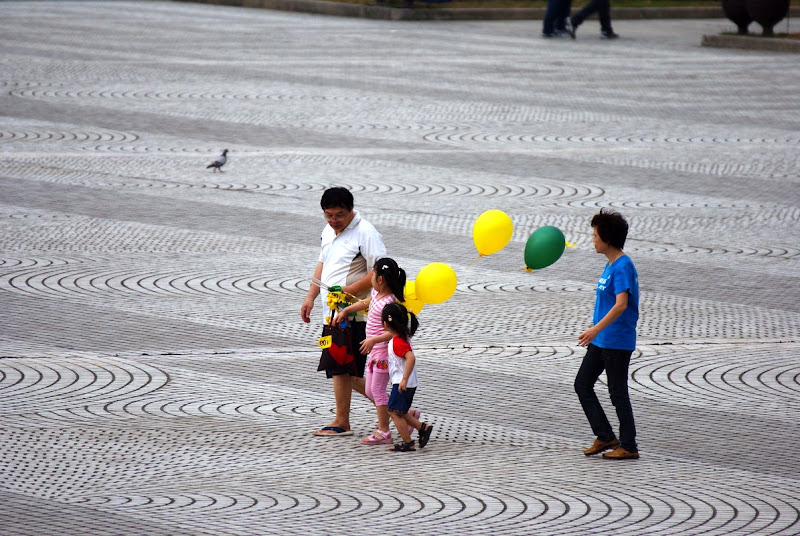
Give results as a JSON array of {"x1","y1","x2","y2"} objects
[{"x1": 360, "y1": 222, "x2": 387, "y2": 268}]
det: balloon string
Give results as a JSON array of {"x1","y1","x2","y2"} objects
[
  {"x1": 465, "y1": 255, "x2": 482, "y2": 270},
  {"x1": 308, "y1": 276, "x2": 363, "y2": 304},
  {"x1": 489, "y1": 267, "x2": 530, "y2": 274}
]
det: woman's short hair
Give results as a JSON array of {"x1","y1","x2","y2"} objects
[{"x1": 591, "y1": 208, "x2": 629, "y2": 250}]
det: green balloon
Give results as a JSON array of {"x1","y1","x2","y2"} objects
[{"x1": 524, "y1": 226, "x2": 566, "y2": 270}]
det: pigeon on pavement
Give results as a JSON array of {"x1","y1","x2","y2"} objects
[{"x1": 207, "y1": 149, "x2": 228, "y2": 172}]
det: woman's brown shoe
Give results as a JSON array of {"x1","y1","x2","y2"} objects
[
  {"x1": 583, "y1": 438, "x2": 620, "y2": 456},
  {"x1": 602, "y1": 447, "x2": 640, "y2": 460}
]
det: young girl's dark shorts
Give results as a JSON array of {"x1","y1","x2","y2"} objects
[{"x1": 388, "y1": 384, "x2": 416, "y2": 415}]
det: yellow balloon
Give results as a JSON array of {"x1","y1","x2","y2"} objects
[
  {"x1": 401, "y1": 280, "x2": 424, "y2": 315},
  {"x1": 473, "y1": 209, "x2": 513, "y2": 256},
  {"x1": 415, "y1": 263, "x2": 457, "y2": 305}
]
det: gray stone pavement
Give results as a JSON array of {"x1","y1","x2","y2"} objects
[{"x1": 1, "y1": 2, "x2": 799, "y2": 535}]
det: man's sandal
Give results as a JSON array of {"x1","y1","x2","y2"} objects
[
  {"x1": 389, "y1": 440, "x2": 416, "y2": 452},
  {"x1": 312, "y1": 426, "x2": 354, "y2": 437}
]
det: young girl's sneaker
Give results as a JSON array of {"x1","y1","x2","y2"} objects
[{"x1": 361, "y1": 429, "x2": 393, "y2": 445}]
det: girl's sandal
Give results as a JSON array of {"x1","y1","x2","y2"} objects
[
  {"x1": 389, "y1": 440, "x2": 416, "y2": 452},
  {"x1": 361, "y1": 430, "x2": 393, "y2": 445},
  {"x1": 418, "y1": 422, "x2": 433, "y2": 448}
]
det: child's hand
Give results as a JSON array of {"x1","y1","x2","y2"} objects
[
  {"x1": 399, "y1": 378, "x2": 407, "y2": 392},
  {"x1": 360, "y1": 337, "x2": 376, "y2": 354},
  {"x1": 332, "y1": 311, "x2": 347, "y2": 325}
]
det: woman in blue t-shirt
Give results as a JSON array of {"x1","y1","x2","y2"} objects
[{"x1": 576, "y1": 209, "x2": 640, "y2": 460}]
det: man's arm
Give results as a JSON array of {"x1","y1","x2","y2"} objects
[
  {"x1": 342, "y1": 270, "x2": 374, "y2": 298},
  {"x1": 300, "y1": 262, "x2": 323, "y2": 323}
]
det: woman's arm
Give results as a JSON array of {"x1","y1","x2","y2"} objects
[{"x1": 578, "y1": 291, "x2": 628, "y2": 347}]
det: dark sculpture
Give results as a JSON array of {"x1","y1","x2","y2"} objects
[
  {"x1": 745, "y1": 0, "x2": 790, "y2": 35},
  {"x1": 722, "y1": 0, "x2": 753, "y2": 34}
]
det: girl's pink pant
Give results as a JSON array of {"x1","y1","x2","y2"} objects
[{"x1": 364, "y1": 366, "x2": 389, "y2": 406}]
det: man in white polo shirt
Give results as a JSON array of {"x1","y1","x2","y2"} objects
[{"x1": 301, "y1": 187, "x2": 387, "y2": 437}]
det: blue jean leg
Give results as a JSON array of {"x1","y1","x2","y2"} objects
[
  {"x1": 575, "y1": 344, "x2": 616, "y2": 442},
  {"x1": 543, "y1": 0, "x2": 571, "y2": 34},
  {"x1": 574, "y1": 344, "x2": 637, "y2": 451},
  {"x1": 604, "y1": 348, "x2": 637, "y2": 452}
]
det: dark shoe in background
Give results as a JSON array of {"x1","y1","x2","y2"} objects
[{"x1": 564, "y1": 18, "x2": 576, "y2": 39}]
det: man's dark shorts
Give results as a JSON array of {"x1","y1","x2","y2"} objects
[{"x1": 324, "y1": 320, "x2": 367, "y2": 379}]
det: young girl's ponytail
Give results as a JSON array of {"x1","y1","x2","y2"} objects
[
  {"x1": 374, "y1": 258, "x2": 406, "y2": 302},
  {"x1": 382, "y1": 302, "x2": 418, "y2": 338}
]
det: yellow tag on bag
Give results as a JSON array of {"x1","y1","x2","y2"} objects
[{"x1": 318, "y1": 335, "x2": 332, "y2": 349}]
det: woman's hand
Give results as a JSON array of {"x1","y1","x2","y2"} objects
[{"x1": 578, "y1": 326, "x2": 600, "y2": 347}]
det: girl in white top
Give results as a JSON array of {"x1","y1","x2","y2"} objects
[
  {"x1": 334, "y1": 258, "x2": 412, "y2": 445},
  {"x1": 382, "y1": 302, "x2": 433, "y2": 452}
]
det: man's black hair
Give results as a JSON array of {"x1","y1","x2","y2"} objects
[{"x1": 320, "y1": 187, "x2": 354, "y2": 211}]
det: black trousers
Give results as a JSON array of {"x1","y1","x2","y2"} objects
[{"x1": 571, "y1": 0, "x2": 613, "y2": 33}]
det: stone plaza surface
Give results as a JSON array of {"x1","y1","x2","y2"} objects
[{"x1": 1, "y1": 1, "x2": 799, "y2": 534}]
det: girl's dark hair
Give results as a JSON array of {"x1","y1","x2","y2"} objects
[
  {"x1": 374, "y1": 257, "x2": 406, "y2": 302},
  {"x1": 591, "y1": 208, "x2": 629, "y2": 250},
  {"x1": 320, "y1": 187, "x2": 354, "y2": 211},
  {"x1": 381, "y1": 302, "x2": 418, "y2": 339}
]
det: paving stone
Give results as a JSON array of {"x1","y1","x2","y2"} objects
[{"x1": 1, "y1": 2, "x2": 799, "y2": 535}]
